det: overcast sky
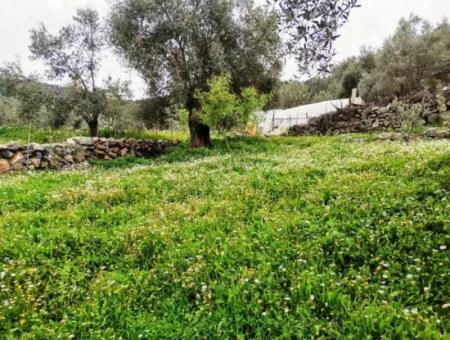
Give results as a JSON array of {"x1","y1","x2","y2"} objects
[{"x1": 0, "y1": 0, "x2": 449, "y2": 98}]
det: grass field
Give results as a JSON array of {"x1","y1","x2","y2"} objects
[
  {"x1": 1, "y1": 134, "x2": 450, "y2": 338},
  {"x1": 0, "y1": 127, "x2": 187, "y2": 144}
]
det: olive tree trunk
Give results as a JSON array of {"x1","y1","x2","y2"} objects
[
  {"x1": 186, "y1": 95, "x2": 211, "y2": 148},
  {"x1": 87, "y1": 118, "x2": 99, "y2": 137}
]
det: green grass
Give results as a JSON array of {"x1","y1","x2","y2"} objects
[
  {"x1": 1, "y1": 135, "x2": 450, "y2": 338},
  {"x1": 0, "y1": 127, "x2": 187, "y2": 144}
]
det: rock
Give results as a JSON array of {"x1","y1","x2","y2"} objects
[
  {"x1": 425, "y1": 128, "x2": 439, "y2": 138},
  {"x1": 64, "y1": 155, "x2": 74, "y2": 163},
  {"x1": 0, "y1": 150, "x2": 14, "y2": 159},
  {"x1": 0, "y1": 144, "x2": 7, "y2": 151},
  {"x1": 108, "y1": 151, "x2": 118, "y2": 158},
  {"x1": 33, "y1": 151, "x2": 43, "y2": 159},
  {"x1": 48, "y1": 156, "x2": 63, "y2": 169},
  {"x1": 73, "y1": 137, "x2": 95, "y2": 146},
  {"x1": 30, "y1": 143, "x2": 44, "y2": 152},
  {"x1": 29, "y1": 158, "x2": 41, "y2": 168},
  {"x1": 0, "y1": 159, "x2": 10, "y2": 173},
  {"x1": 66, "y1": 138, "x2": 77, "y2": 145},
  {"x1": 119, "y1": 148, "x2": 129, "y2": 156},
  {"x1": 372, "y1": 119, "x2": 380, "y2": 129},
  {"x1": 73, "y1": 150, "x2": 86, "y2": 163},
  {"x1": 95, "y1": 148, "x2": 106, "y2": 156},
  {"x1": 95, "y1": 142, "x2": 107, "y2": 150},
  {"x1": 427, "y1": 113, "x2": 441, "y2": 124},
  {"x1": 11, "y1": 162, "x2": 24, "y2": 171},
  {"x1": 7, "y1": 144, "x2": 18, "y2": 152},
  {"x1": 378, "y1": 107, "x2": 389, "y2": 114},
  {"x1": 10, "y1": 152, "x2": 24, "y2": 164}
]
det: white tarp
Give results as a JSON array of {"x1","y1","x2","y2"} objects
[{"x1": 257, "y1": 98, "x2": 358, "y2": 134}]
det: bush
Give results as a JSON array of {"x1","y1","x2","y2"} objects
[
  {"x1": 0, "y1": 96, "x2": 21, "y2": 126},
  {"x1": 195, "y1": 74, "x2": 269, "y2": 135},
  {"x1": 390, "y1": 99, "x2": 424, "y2": 139}
]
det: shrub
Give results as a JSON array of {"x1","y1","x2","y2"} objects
[
  {"x1": 195, "y1": 74, "x2": 269, "y2": 135},
  {"x1": 391, "y1": 99, "x2": 424, "y2": 139}
]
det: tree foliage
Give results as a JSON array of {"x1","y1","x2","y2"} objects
[
  {"x1": 29, "y1": 8, "x2": 107, "y2": 136},
  {"x1": 194, "y1": 74, "x2": 268, "y2": 134},
  {"x1": 109, "y1": 0, "x2": 358, "y2": 146},
  {"x1": 109, "y1": 0, "x2": 282, "y2": 146},
  {"x1": 136, "y1": 96, "x2": 177, "y2": 130},
  {"x1": 359, "y1": 16, "x2": 450, "y2": 101},
  {"x1": 270, "y1": 0, "x2": 360, "y2": 73}
]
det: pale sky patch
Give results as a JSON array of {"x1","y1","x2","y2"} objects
[{"x1": 0, "y1": 0, "x2": 449, "y2": 98}]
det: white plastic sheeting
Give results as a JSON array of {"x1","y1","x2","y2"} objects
[{"x1": 257, "y1": 98, "x2": 352, "y2": 134}]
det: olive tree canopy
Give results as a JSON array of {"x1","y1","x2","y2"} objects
[
  {"x1": 109, "y1": 0, "x2": 359, "y2": 147},
  {"x1": 29, "y1": 8, "x2": 107, "y2": 136},
  {"x1": 109, "y1": 0, "x2": 282, "y2": 147}
]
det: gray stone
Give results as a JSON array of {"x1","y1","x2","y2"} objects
[
  {"x1": 372, "y1": 119, "x2": 380, "y2": 129},
  {"x1": 73, "y1": 150, "x2": 86, "y2": 163},
  {"x1": 30, "y1": 143, "x2": 44, "y2": 152},
  {"x1": 64, "y1": 155, "x2": 74, "y2": 163},
  {"x1": 378, "y1": 107, "x2": 389, "y2": 114},
  {"x1": 29, "y1": 158, "x2": 41, "y2": 168},
  {"x1": 72, "y1": 137, "x2": 95, "y2": 146},
  {"x1": 0, "y1": 150, "x2": 14, "y2": 159},
  {"x1": 425, "y1": 128, "x2": 439, "y2": 138},
  {"x1": 7, "y1": 144, "x2": 18, "y2": 152}
]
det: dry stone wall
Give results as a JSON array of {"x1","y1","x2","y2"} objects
[
  {"x1": 289, "y1": 90, "x2": 450, "y2": 136},
  {"x1": 0, "y1": 137, "x2": 178, "y2": 173}
]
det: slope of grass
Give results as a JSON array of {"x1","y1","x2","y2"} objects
[{"x1": 1, "y1": 135, "x2": 449, "y2": 338}]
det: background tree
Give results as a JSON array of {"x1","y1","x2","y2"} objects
[
  {"x1": 29, "y1": 8, "x2": 106, "y2": 136},
  {"x1": 359, "y1": 15, "x2": 450, "y2": 101},
  {"x1": 102, "y1": 78, "x2": 136, "y2": 136},
  {"x1": 268, "y1": 81, "x2": 311, "y2": 109},
  {"x1": 136, "y1": 96, "x2": 176, "y2": 130}
]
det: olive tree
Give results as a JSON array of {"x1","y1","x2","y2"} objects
[
  {"x1": 109, "y1": 0, "x2": 282, "y2": 147},
  {"x1": 109, "y1": 0, "x2": 358, "y2": 147},
  {"x1": 29, "y1": 8, "x2": 106, "y2": 136}
]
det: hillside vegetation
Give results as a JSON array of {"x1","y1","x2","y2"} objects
[{"x1": 1, "y1": 135, "x2": 449, "y2": 338}]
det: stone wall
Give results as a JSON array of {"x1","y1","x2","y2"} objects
[
  {"x1": 289, "y1": 89, "x2": 450, "y2": 136},
  {"x1": 0, "y1": 137, "x2": 178, "y2": 173}
]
